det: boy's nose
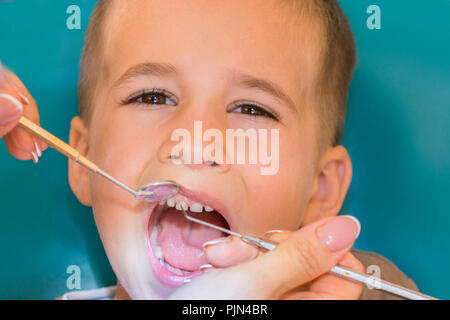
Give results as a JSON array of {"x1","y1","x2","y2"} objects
[
  {"x1": 157, "y1": 125, "x2": 231, "y2": 174},
  {"x1": 162, "y1": 143, "x2": 231, "y2": 173}
]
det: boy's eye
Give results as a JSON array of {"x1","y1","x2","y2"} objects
[
  {"x1": 228, "y1": 102, "x2": 278, "y2": 120},
  {"x1": 122, "y1": 89, "x2": 178, "y2": 106}
]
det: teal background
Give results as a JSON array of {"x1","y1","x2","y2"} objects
[{"x1": 0, "y1": 0, "x2": 449, "y2": 299}]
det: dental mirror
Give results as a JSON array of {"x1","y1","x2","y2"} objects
[{"x1": 135, "y1": 180, "x2": 180, "y2": 202}]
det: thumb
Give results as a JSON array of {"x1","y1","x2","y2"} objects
[
  {"x1": 239, "y1": 215, "x2": 361, "y2": 297},
  {"x1": 0, "y1": 93, "x2": 23, "y2": 137}
]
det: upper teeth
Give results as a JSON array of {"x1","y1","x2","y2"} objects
[
  {"x1": 190, "y1": 203, "x2": 203, "y2": 212},
  {"x1": 167, "y1": 198, "x2": 175, "y2": 207},
  {"x1": 166, "y1": 198, "x2": 214, "y2": 213},
  {"x1": 175, "y1": 201, "x2": 188, "y2": 211}
]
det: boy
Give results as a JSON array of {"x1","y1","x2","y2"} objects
[{"x1": 0, "y1": 0, "x2": 418, "y2": 299}]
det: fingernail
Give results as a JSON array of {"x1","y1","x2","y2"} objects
[
  {"x1": 0, "y1": 93, "x2": 23, "y2": 125},
  {"x1": 19, "y1": 93, "x2": 30, "y2": 105},
  {"x1": 199, "y1": 264, "x2": 213, "y2": 271},
  {"x1": 202, "y1": 237, "x2": 232, "y2": 249},
  {"x1": 31, "y1": 151, "x2": 39, "y2": 164},
  {"x1": 265, "y1": 229, "x2": 289, "y2": 236},
  {"x1": 5, "y1": 76, "x2": 30, "y2": 105},
  {"x1": 317, "y1": 215, "x2": 361, "y2": 252},
  {"x1": 33, "y1": 138, "x2": 42, "y2": 157}
]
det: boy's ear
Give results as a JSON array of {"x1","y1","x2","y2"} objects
[
  {"x1": 68, "y1": 116, "x2": 92, "y2": 206},
  {"x1": 302, "y1": 145, "x2": 352, "y2": 225}
]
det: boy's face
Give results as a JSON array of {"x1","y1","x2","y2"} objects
[{"x1": 71, "y1": 0, "x2": 329, "y2": 299}]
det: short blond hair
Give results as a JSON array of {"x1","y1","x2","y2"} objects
[
  {"x1": 77, "y1": 0, "x2": 111, "y2": 126},
  {"x1": 78, "y1": 0, "x2": 356, "y2": 146}
]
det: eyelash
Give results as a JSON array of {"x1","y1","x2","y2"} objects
[
  {"x1": 121, "y1": 89, "x2": 178, "y2": 106},
  {"x1": 121, "y1": 89, "x2": 279, "y2": 120},
  {"x1": 228, "y1": 102, "x2": 279, "y2": 120}
]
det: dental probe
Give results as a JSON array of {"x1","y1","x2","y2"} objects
[
  {"x1": 17, "y1": 116, "x2": 179, "y2": 202},
  {"x1": 182, "y1": 210, "x2": 438, "y2": 300}
]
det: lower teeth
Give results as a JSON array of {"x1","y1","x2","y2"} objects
[
  {"x1": 164, "y1": 261, "x2": 185, "y2": 276},
  {"x1": 154, "y1": 244, "x2": 164, "y2": 260}
]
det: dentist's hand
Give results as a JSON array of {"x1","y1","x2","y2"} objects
[
  {"x1": 0, "y1": 65, "x2": 47, "y2": 162},
  {"x1": 169, "y1": 215, "x2": 364, "y2": 300}
]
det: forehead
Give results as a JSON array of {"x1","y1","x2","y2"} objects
[{"x1": 102, "y1": 0, "x2": 322, "y2": 101}]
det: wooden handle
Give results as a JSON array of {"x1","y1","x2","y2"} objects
[{"x1": 17, "y1": 116, "x2": 99, "y2": 172}]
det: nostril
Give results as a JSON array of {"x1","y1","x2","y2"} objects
[
  {"x1": 169, "y1": 154, "x2": 183, "y2": 165},
  {"x1": 169, "y1": 154, "x2": 219, "y2": 166},
  {"x1": 205, "y1": 159, "x2": 218, "y2": 166}
]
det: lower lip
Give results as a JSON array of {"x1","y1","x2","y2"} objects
[{"x1": 145, "y1": 205, "x2": 202, "y2": 288}]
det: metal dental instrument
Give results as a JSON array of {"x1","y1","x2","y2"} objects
[
  {"x1": 182, "y1": 210, "x2": 438, "y2": 300},
  {"x1": 17, "y1": 116, "x2": 179, "y2": 203}
]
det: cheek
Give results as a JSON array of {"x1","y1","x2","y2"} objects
[
  {"x1": 237, "y1": 133, "x2": 315, "y2": 231},
  {"x1": 278, "y1": 126, "x2": 319, "y2": 226},
  {"x1": 92, "y1": 203, "x2": 150, "y2": 283},
  {"x1": 89, "y1": 108, "x2": 163, "y2": 191},
  {"x1": 87, "y1": 108, "x2": 162, "y2": 233},
  {"x1": 91, "y1": 110, "x2": 156, "y2": 168}
]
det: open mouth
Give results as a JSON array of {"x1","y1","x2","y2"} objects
[{"x1": 146, "y1": 191, "x2": 230, "y2": 288}]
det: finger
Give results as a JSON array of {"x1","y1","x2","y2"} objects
[
  {"x1": 6, "y1": 71, "x2": 41, "y2": 124},
  {"x1": 236, "y1": 215, "x2": 361, "y2": 297},
  {"x1": 6, "y1": 72, "x2": 48, "y2": 152},
  {"x1": 203, "y1": 236, "x2": 260, "y2": 268},
  {"x1": 0, "y1": 93, "x2": 23, "y2": 138},
  {"x1": 204, "y1": 230, "x2": 295, "y2": 268},
  {"x1": 264, "y1": 229, "x2": 293, "y2": 243},
  {"x1": 3, "y1": 136, "x2": 34, "y2": 161},
  {"x1": 284, "y1": 252, "x2": 364, "y2": 300},
  {"x1": 0, "y1": 94, "x2": 44, "y2": 161},
  {"x1": 0, "y1": 66, "x2": 47, "y2": 152}
]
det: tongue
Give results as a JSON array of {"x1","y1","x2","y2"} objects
[{"x1": 156, "y1": 208, "x2": 227, "y2": 271}]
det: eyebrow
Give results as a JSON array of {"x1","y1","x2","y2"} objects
[
  {"x1": 234, "y1": 72, "x2": 297, "y2": 113},
  {"x1": 112, "y1": 62, "x2": 179, "y2": 89}
]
